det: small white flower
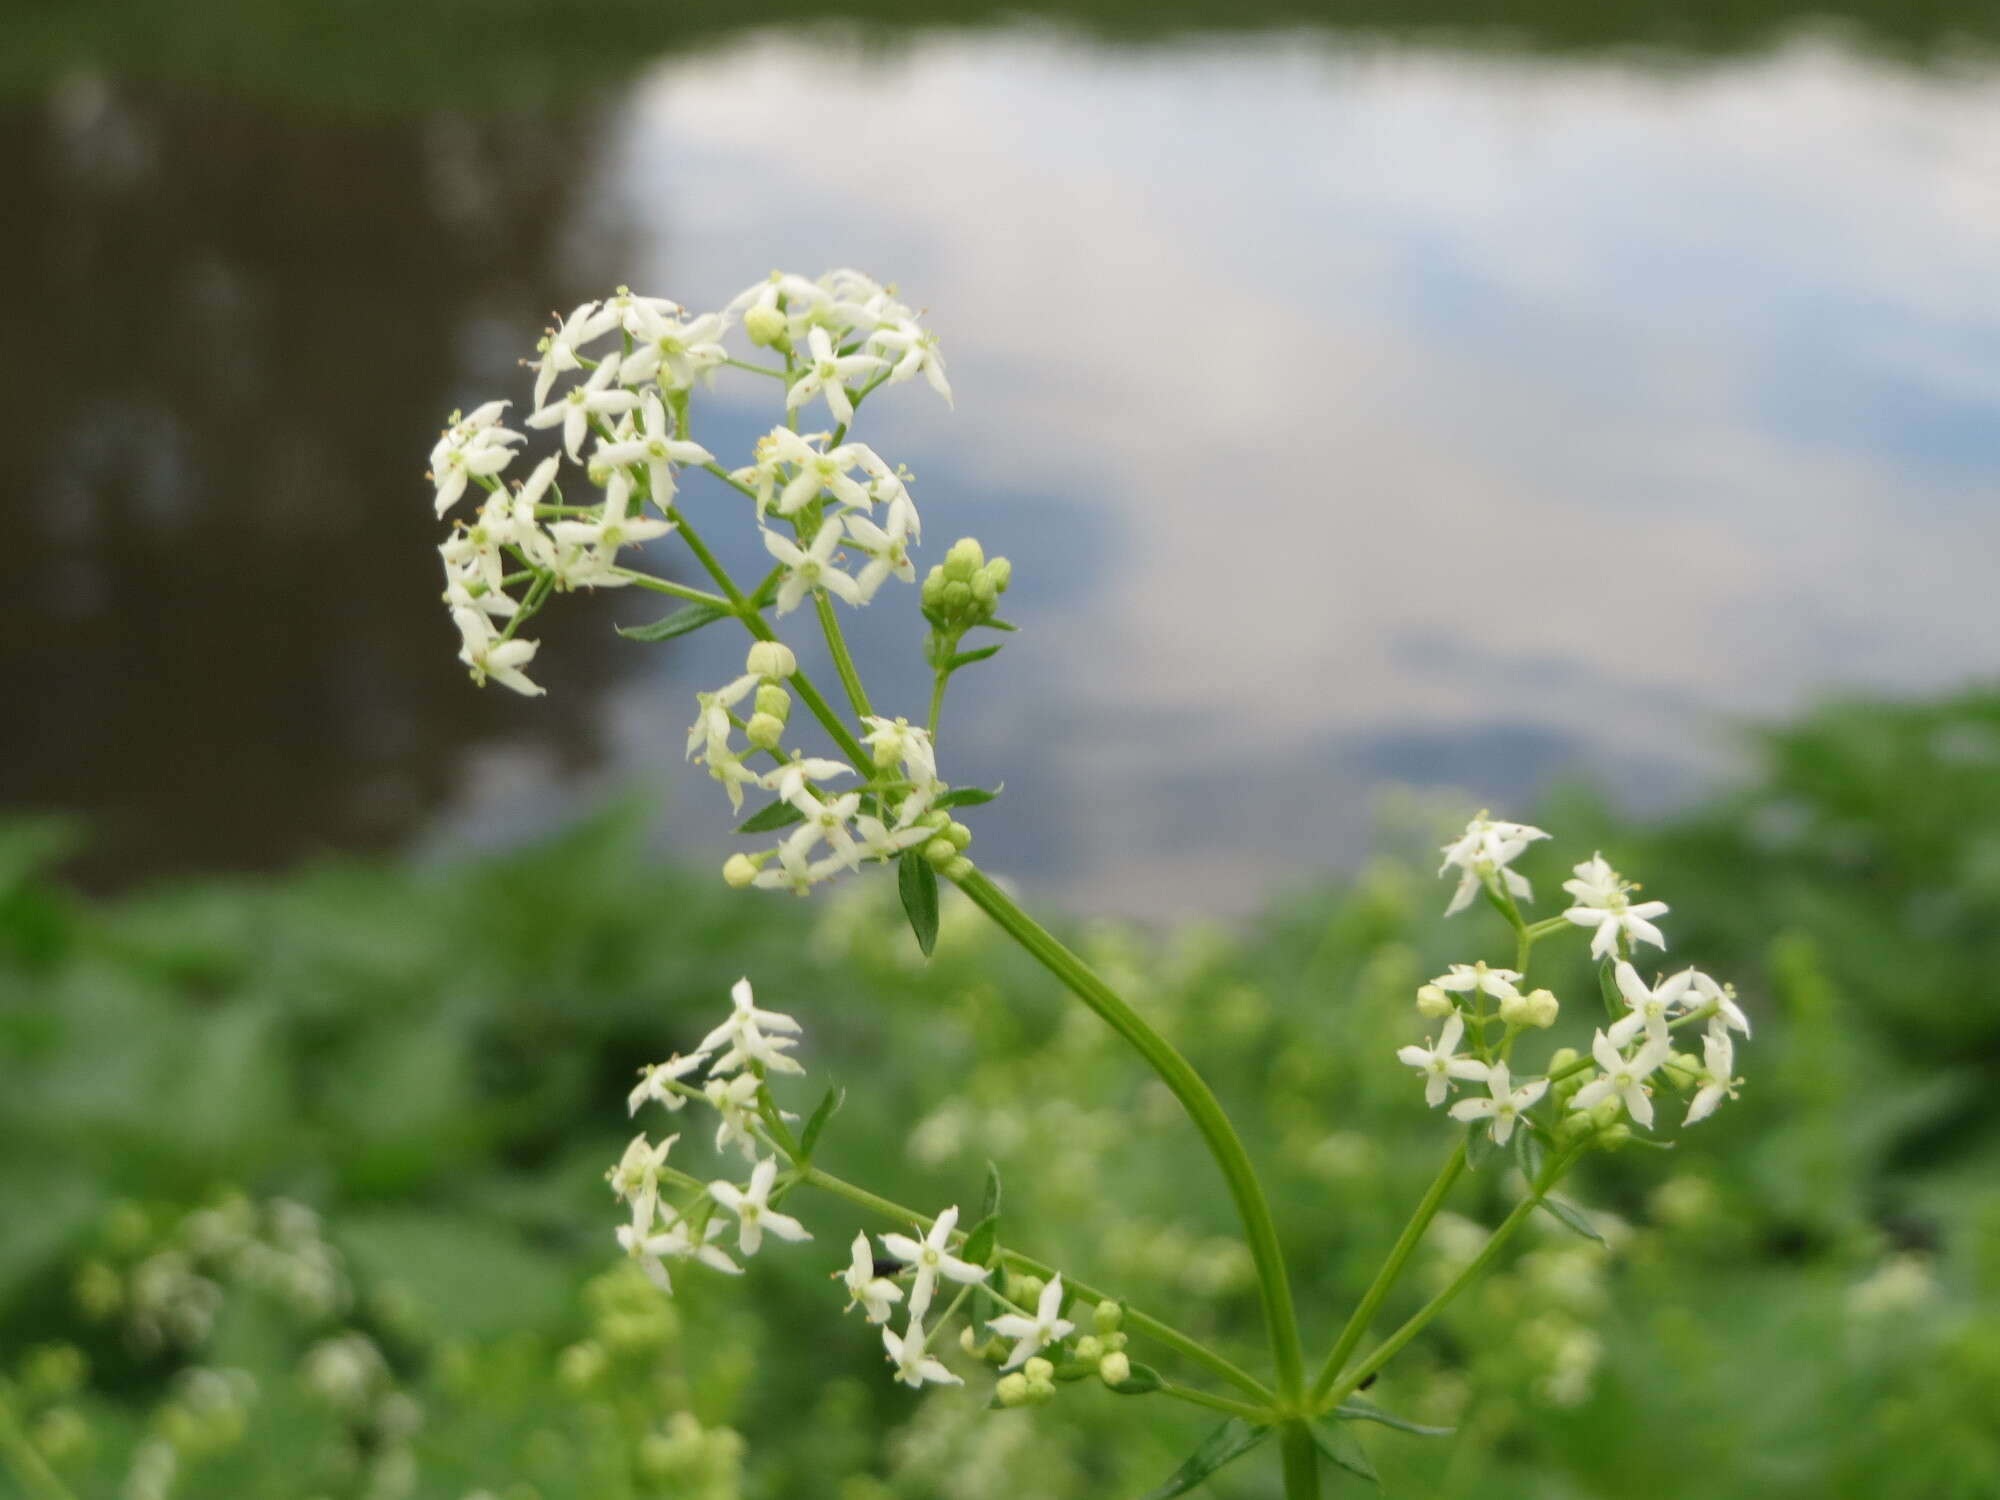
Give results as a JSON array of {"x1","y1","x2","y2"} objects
[
  {"x1": 430, "y1": 405, "x2": 525, "y2": 517},
  {"x1": 686, "y1": 674, "x2": 761, "y2": 767},
  {"x1": 1438, "y1": 812, "x2": 1549, "y2": 917},
  {"x1": 986, "y1": 1273, "x2": 1076, "y2": 1370},
  {"x1": 548, "y1": 467, "x2": 676, "y2": 571},
  {"x1": 879, "y1": 1206, "x2": 989, "y2": 1320},
  {"x1": 1562, "y1": 855, "x2": 1669, "y2": 961},
  {"x1": 705, "y1": 1072, "x2": 765, "y2": 1158},
  {"x1": 766, "y1": 757, "x2": 857, "y2": 805},
  {"x1": 845, "y1": 505, "x2": 918, "y2": 601},
  {"x1": 839, "y1": 1232, "x2": 905, "y2": 1325},
  {"x1": 1447, "y1": 1062, "x2": 1548, "y2": 1145},
  {"x1": 528, "y1": 358, "x2": 642, "y2": 462},
  {"x1": 608, "y1": 1132, "x2": 678, "y2": 1227},
  {"x1": 1683, "y1": 1028, "x2": 1740, "y2": 1126},
  {"x1": 749, "y1": 837, "x2": 851, "y2": 896},
  {"x1": 593, "y1": 393, "x2": 715, "y2": 505},
  {"x1": 787, "y1": 327, "x2": 885, "y2": 426},
  {"x1": 1570, "y1": 1029, "x2": 1672, "y2": 1129},
  {"x1": 709, "y1": 1157, "x2": 812, "y2": 1256},
  {"x1": 1683, "y1": 969, "x2": 1752, "y2": 1037},
  {"x1": 619, "y1": 306, "x2": 729, "y2": 390},
  {"x1": 882, "y1": 1319, "x2": 961, "y2": 1389},
  {"x1": 859, "y1": 717, "x2": 938, "y2": 786},
  {"x1": 867, "y1": 316, "x2": 953, "y2": 405},
  {"x1": 453, "y1": 608, "x2": 545, "y2": 697},
  {"x1": 1431, "y1": 962, "x2": 1523, "y2": 1005},
  {"x1": 780, "y1": 788, "x2": 864, "y2": 874},
  {"x1": 1396, "y1": 1014, "x2": 1488, "y2": 1107},
  {"x1": 628, "y1": 1053, "x2": 710, "y2": 1116},
  {"x1": 1607, "y1": 961, "x2": 1686, "y2": 1048},
  {"x1": 853, "y1": 814, "x2": 933, "y2": 862},
  {"x1": 616, "y1": 1211, "x2": 740, "y2": 1294},
  {"x1": 764, "y1": 519, "x2": 863, "y2": 614},
  {"x1": 697, "y1": 977, "x2": 805, "y2": 1077},
  {"x1": 528, "y1": 301, "x2": 617, "y2": 410}
]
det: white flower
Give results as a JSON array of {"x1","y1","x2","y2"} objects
[
  {"x1": 986, "y1": 1273, "x2": 1075, "y2": 1371},
  {"x1": 882, "y1": 1319, "x2": 961, "y2": 1389},
  {"x1": 1684, "y1": 969, "x2": 1752, "y2": 1037},
  {"x1": 1438, "y1": 813, "x2": 1549, "y2": 917},
  {"x1": 616, "y1": 1212, "x2": 739, "y2": 1294},
  {"x1": 528, "y1": 301, "x2": 617, "y2": 410},
  {"x1": 527, "y1": 358, "x2": 642, "y2": 462},
  {"x1": 766, "y1": 757, "x2": 857, "y2": 805},
  {"x1": 704, "y1": 1072, "x2": 765, "y2": 1157},
  {"x1": 1570, "y1": 1029, "x2": 1672, "y2": 1129},
  {"x1": 594, "y1": 394, "x2": 715, "y2": 505},
  {"x1": 734, "y1": 429, "x2": 878, "y2": 520},
  {"x1": 628, "y1": 1053, "x2": 710, "y2": 1116},
  {"x1": 859, "y1": 717, "x2": 938, "y2": 785},
  {"x1": 728, "y1": 271, "x2": 829, "y2": 335},
  {"x1": 867, "y1": 317, "x2": 953, "y2": 405},
  {"x1": 1448, "y1": 1062, "x2": 1548, "y2": 1145},
  {"x1": 1396, "y1": 1014, "x2": 1488, "y2": 1107},
  {"x1": 548, "y1": 468, "x2": 676, "y2": 572},
  {"x1": 764, "y1": 519, "x2": 863, "y2": 614},
  {"x1": 879, "y1": 1207, "x2": 989, "y2": 1320},
  {"x1": 853, "y1": 814, "x2": 933, "y2": 862},
  {"x1": 430, "y1": 405, "x2": 525, "y2": 517},
  {"x1": 1431, "y1": 962, "x2": 1523, "y2": 1005},
  {"x1": 697, "y1": 977, "x2": 805, "y2": 1077},
  {"x1": 686, "y1": 674, "x2": 761, "y2": 767},
  {"x1": 845, "y1": 505, "x2": 917, "y2": 601},
  {"x1": 751, "y1": 837, "x2": 853, "y2": 896},
  {"x1": 619, "y1": 306, "x2": 729, "y2": 391},
  {"x1": 787, "y1": 327, "x2": 885, "y2": 426},
  {"x1": 1562, "y1": 855, "x2": 1669, "y2": 961},
  {"x1": 1607, "y1": 961, "x2": 1686, "y2": 1048},
  {"x1": 709, "y1": 1157, "x2": 812, "y2": 1256},
  {"x1": 780, "y1": 789, "x2": 864, "y2": 874},
  {"x1": 601, "y1": 287, "x2": 685, "y2": 335},
  {"x1": 839, "y1": 1232, "x2": 905, "y2": 1325},
  {"x1": 1684, "y1": 1028, "x2": 1740, "y2": 1125},
  {"x1": 452, "y1": 608, "x2": 545, "y2": 697},
  {"x1": 608, "y1": 1132, "x2": 677, "y2": 1227}
]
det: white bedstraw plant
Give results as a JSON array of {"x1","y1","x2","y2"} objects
[{"x1": 425, "y1": 271, "x2": 1754, "y2": 1498}]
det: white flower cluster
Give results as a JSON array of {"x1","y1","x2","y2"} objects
[
  {"x1": 1401, "y1": 818, "x2": 1752, "y2": 1145},
  {"x1": 425, "y1": 270, "x2": 952, "y2": 697}
]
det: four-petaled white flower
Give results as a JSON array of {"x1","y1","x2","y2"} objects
[
  {"x1": 704, "y1": 1072, "x2": 765, "y2": 1158},
  {"x1": 686, "y1": 674, "x2": 760, "y2": 768},
  {"x1": 709, "y1": 1157, "x2": 812, "y2": 1256},
  {"x1": 1396, "y1": 1014, "x2": 1488, "y2": 1107},
  {"x1": 430, "y1": 403, "x2": 525, "y2": 517},
  {"x1": 1562, "y1": 855, "x2": 1669, "y2": 961},
  {"x1": 616, "y1": 1211, "x2": 740, "y2": 1294},
  {"x1": 1432, "y1": 962, "x2": 1523, "y2": 1005},
  {"x1": 628, "y1": 1053, "x2": 709, "y2": 1116},
  {"x1": 764, "y1": 519, "x2": 863, "y2": 614},
  {"x1": 1448, "y1": 1062, "x2": 1548, "y2": 1145},
  {"x1": 1438, "y1": 812, "x2": 1550, "y2": 917},
  {"x1": 882, "y1": 1320, "x2": 961, "y2": 1389},
  {"x1": 698, "y1": 978, "x2": 804, "y2": 1077},
  {"x1": 986, "y1": 1273, "x2": 1076, "y2": 1370},
  {"x1": 839, "y1": 1232, "x2": 905, "y2": 1325},
  {"x1": 529, "y1": 301, "x2": 616, "y2": 409},
  {"x1": 608, "y1": 1132, "x2": 678, "y2": 1228},
  {"x1": 1684, "y1": 969, "x2": 1752, "y2": 1037},
  {"x1": 528, "y1": 357, "x2": 642, "y2": 462},
  {"x1": 880, "y1": 1207, "x2": 990, "y2": 1320},
  {"x1": 548, "y1": 468, "x2": 676, "y2": 573},
  {"x1": 595, "y1": 394, "x2": 715, "y2": 505},
  {"x1": 453, "y1": 608, "x2": 545, "y2": 697},
  {"x1": 1570, "y1": 1029, "x2": 1672, "y2": 1128},
  {"x1": 1684, "y1": 1027, "x2": 1740, "y2": 1125},
  {"x1": 868, "y1": 317, "x2": 953, "y2": 406},
  {"x1": 620, "y1": 306, "x2": 730, "y2": 390},
  {"x1": 1607, "y1": 961, "x2": 1687, "y2": 1048},
  {"x1": 781, "y1": 788, "x2": 865, "y2": 874},
  {"x1": 845, "y1": 505, "x2": 918, "y2": 601},
  {"x1": 788, "y1": 326, "x2": 886, "y2": 426}
]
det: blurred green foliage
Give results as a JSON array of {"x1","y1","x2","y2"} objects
[
  {"x1": 4, "y1": 688, "x2": 2000, "y2": 1498},
  {"x1": 2, "y1": 0, "x2": 1996, "y2": 115}
]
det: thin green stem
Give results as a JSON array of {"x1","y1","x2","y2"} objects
[
  {"x1": 1279, "y1": 1420, "x2": 1323, "y2": 1500},
  {"x1": 723, "y1": 357, "x2": 788, "y2": 378},
  {"x1": 927, "y1": 668, "x2": 949, "y2": 738},
  {"x1": 612, "y1": 572, "x2": 733, "y2": 608},
  {"x1": 0, "y1": 1391, "x2": 75, "y2": 1500},
  {"x1": 1319, "y1": 1149, "x2": 1580, "y2": 1411},
  {"x1": 1160, "y1": 1382, "x2": 1275, "y2": 1422},
  {"x1": 796, "y1": 1164, "x2": 1271, "y2": 1402},
  {"x1": 815, "y1": 592, "x2": 873, "y2": 719},
  {"x1": 948, "y1": 866, "x2": 1309, "y2": 1404},
  {"x1": 1309, "y1": 1138, "x2": 1467, "y2": 1404}
]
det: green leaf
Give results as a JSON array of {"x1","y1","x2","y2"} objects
[
  {"x1": 1312, "y1": 1421, "x2": 1381, "y2": 1486},
  {"x1": 1330, "y1": 1399, "x2": 1455, "y2": 1438},
  {"x1": 1512, "y1": 1126, "x2": 1546, "y2": 1182},
  {"x1": 981, "y1": 618, "x2": 1020, "y2": 632},
  {"x1": 616, "y1": 601, "x2": 731, "y2": 642},
  {"x1": 1597, "y1": 958, "x2": 1623, "y2": 1018},
  {"x1": 1139, "y1": 1419, "x2": 1272, "y2": 1500},
  {"x1": 898, "y1": 852, "x2": 939, "y2": 957},
  {"x1": 980, "y1": 1160, "x2": 1003, "y2": 1223},
  {"x1": 960, "y1": 1212, "x2": 999, "y2": 1268},
  {"x1": 1105, "y1": 1359, "x2": 1164, "y2": 1395},
  {"x1": 947, "y1": 645, "x2": 1003, "y2": 669},
  {"x1": 736, "y1": 800, "x2": 806, "y2": 834},
  {"x1": 799, "y1": 1086, "x2": 844, "y2": 1159},
  {"x1": 1537, "y1": 1193, "x2": 1605, "y2": 1243},
  {"x1": 1465, "y1": 1121, "x2": 1499, "y2": 1171},
  {"x1": 936, "y1": 785, "x2": 1002, "y2": 810}
]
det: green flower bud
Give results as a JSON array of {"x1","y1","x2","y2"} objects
[
  {"x1": 970, "y1": 572, "x2": 997, "y2": 607},
  {"x1": 722, "y1": 853, "x2": 758, "y2": 889},
  {"x1": 73, "y1": 1261, "x2": 122, "y2": 1320},
  {"x1": 985, "y1": 556, "x2": 1012, "y2": 593},
  {"x1": 942, "y1": 579, "x2": 972, "y2": 613},
  {"x1": 557, "y1": 1341, "x2": 607, "y2": 1391},
  {"x1": 1102, "y1": 1330, "x2": 1128, "y2": 1351},
  {"x1": 919, "y1": 808, "x2": 952, "y2": 831},
  {"x1": 754, "y1": 683, "x2": 791, "y2": 720},
  {"x1": 945, "y1": 821, "x2": 973, "y2": 851},
  {"x1": 942, "y1": 855, "x2": 974, "y2": 881},
  {"x1": 745, "y1": 640, "x2": 796, "y2": 680},
  {"x1": 1073, "y1": 1335, "x2": 1104, "y2": 1363},
  {"x1": 1093, "y1": 1299, "x2": 1124, "y2": 1334},
  {"x1": 1589, "y1": 1099, "x2": 1624, "y2": 1132},
  {"x1": 744, "y1": 304, "x2": 789, "y2": 348},
  {"x1": 745, "y1": 713, "x2": 784, "y2": 751},
  {"x1": 944, "y1": 538, "x2": 985, "y2": 580},
  {"x1": 1548, "y1": 1047, "x2": 1584, "y2": 1101},
  {"x1": 1416, "y1": 984, "x2": 1454, "y2": 1018},
  {"x1": 995, "y1": 1372, "x2": 1031, "y2": 1408},
  {"x1": 1099, "y1": 1351, "x2": 1132, "y2": 1387},
  {"x1": 1599, "y1": 1122, "x2": 1633, "y2": 1151},
  {"x1": 923, "y1": 837, "x2": 958, "y2": 868}
]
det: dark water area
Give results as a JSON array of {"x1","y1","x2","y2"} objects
[{"x1": 4, "y1": 6, "x2": 1998, "y2": 914}]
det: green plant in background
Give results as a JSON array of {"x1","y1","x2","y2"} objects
[{"x1": 411, "y1": 271, "x2": 1760, "y2": 1498}]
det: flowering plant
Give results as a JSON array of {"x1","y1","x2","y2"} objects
[{"x1": 425, "y1": 271, "x2": 1753, "y2": 1497}]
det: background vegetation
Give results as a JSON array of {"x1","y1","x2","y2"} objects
[{"x1": 4, "y1": 685, "x2": 1998, "y2": 1499}]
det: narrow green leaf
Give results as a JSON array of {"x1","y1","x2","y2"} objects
[
  {"x1": 960, "y1": 1212, "x2": 999, "y2": 1268},
  {"x1": 980, "y1": 1161, "x2": 1002, "y2": 1223},
  {"x1": 1139, "y1": 1419, "x2": 1272, "y2": 1500},
  {"x1": 1312, "y1": 1421, "x2": 1381, "y2": 1486},
  {"x1": 1511, "y1": 1126, "x2": 1546, "y2": 1182},
  {"x1": 935, "y1": 785, "x2": 1002, "y2": 810},
  {"x1": 981, "y1": 617, "x2": 1020, "y2": 632},
  {"x1": 1598, "y1": 958, "x2": 1622, "y2": 1019},
  {"x1": 1537, "y1": 1193, "x2": 1605, "y2": 1243},
  {"x1": 736, "y1": 800, "x2": 806, "y2": 834},
  {"x1": 1465, "y1": 1121, "x2": 1499, "y2": 1171},
  {"x1": 616, "y1": 601, "x2": 731, "y2": 642},
  {"x1": 799, "y1": 1086, "x2": 844, "y2": 1159},
  {"x1": 1105, "y1": 1359, "x2": 1164, "y2": 1395},
  {"x1": 898, "y1": 852, "x2": 939, "y2": 957},
  {"x1": 749, "y1": 570, "x2": 783, "y2": 608},
  {"x1": 947, "y1": 644, "x2": 1003, "y2": 669},
  {"x1": 1331, "y1": 1399, "x2": 1455, "y2": 1438}
]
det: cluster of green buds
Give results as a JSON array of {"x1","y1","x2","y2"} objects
[
  {"x1": 742, "y1": 641, "x2": 797, "y2": 752},
  {"x1": 921, "y1": 538, "x2": 1012, "y2": 641}
]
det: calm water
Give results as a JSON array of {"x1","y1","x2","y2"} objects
[{"x1": 6, "y1": 21, "x2": 1998, "y2": 913}]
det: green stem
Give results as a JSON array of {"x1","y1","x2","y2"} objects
[
  {"x1": 948, "y1": 866, "x2": 1308, "y2": 1404},
  {"x1": 815, "y1": 592, "x2": 873, "y2": 719},
  {"x1": 1319, "y1": 1149, "x2": 1580, "y2": 1411},
  {"x1": 927, "y1": 668, "x2": 949, "y2": 738},
  {"x1": 1161, "y1": 1382, "x2": 1274, "y2": 1423},
  {"x1": 612, "y1": 572, "x2": 733, "y2": 608},
  {"x1": 1309, "y1": 1139, "x2": 1466, "y2": 1404},
  {"x1": 796, "y1": 1164, "x2": 1271, "y2": 1402},
  {"x1": 0, "y1": 1392, "x2": 74, "y2": 1500},
  {"x1": 1279, "y1": 1420, "x2": 1322, "y2": 1500}
]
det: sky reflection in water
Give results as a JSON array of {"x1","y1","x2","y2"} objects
[{"x1": 429, "y1": 29, "x2": 2000, "y2": 913}]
